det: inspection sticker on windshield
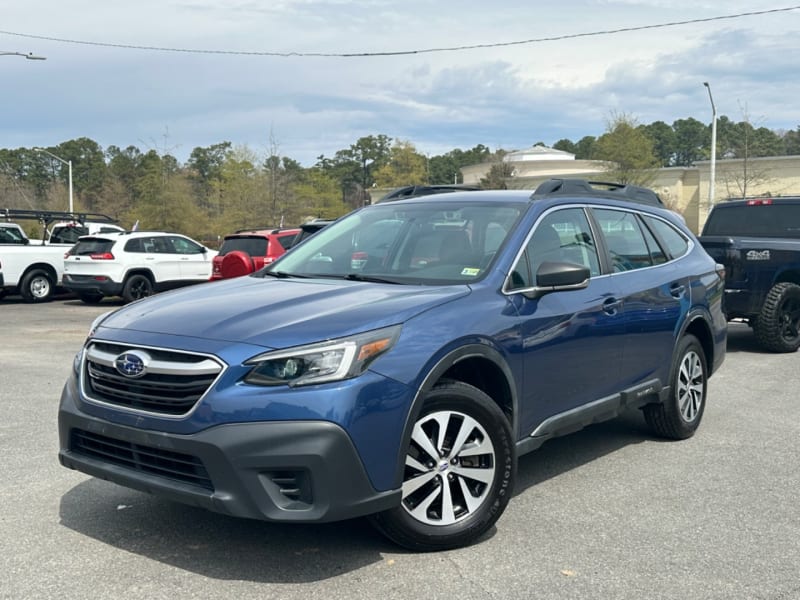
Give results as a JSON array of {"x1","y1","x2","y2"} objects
[{"x1": 461, "y1": 268, "x2": 481, "y2": 277}]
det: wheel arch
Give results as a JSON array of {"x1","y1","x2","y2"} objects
[
  {"x1": 390, "y1": 343, "x2": 518, "y2": 489},
  {"x1": 773, "y1": 267, "x2": 800, "y2": 287},
  {"x1": 680, "y1": 312, "x2": 715, "y2": 373},
  {"x1": 21, "y1": 262, "x2": 58, "y2": 284},
  {"x1": 123, "y1": 268, "x2": 155, "y2": 284}
]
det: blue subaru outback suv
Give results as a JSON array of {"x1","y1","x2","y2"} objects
[{"x1": 58, "y1": 180, "x2": 726, "y2": 551}]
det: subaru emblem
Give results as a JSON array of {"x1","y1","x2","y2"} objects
[{"x1": 114, "y1": 350, "x2": 150, "y2": 378}]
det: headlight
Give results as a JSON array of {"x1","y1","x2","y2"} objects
[{"x1": 243, "y1": 325, "x2": 401, "y2": 387}]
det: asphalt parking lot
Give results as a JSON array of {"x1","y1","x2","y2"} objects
[{"x1": 1, "y1": 296, "x2": 799, "y2": 600}]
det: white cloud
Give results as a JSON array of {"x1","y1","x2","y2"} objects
[{"x1": 4, "y1": 1, "x2": 800, "y2": 164}]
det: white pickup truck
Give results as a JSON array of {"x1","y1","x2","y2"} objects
[{"x1": 1, "y1": 209, "x2": 123, "y2": 302}]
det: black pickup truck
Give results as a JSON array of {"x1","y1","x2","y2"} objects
[{"x1": 699, "y1": 197, "x2": 800, "y2": 352}]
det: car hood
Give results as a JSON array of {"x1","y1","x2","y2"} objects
[{"x1": 97, "y1": 275, "x2": 470, "y2": 349}]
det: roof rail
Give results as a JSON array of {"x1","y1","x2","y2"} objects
[
  {"x1": 531, "y1": 179, "x2": 664, "y2": 207},
  {"x1": 0, "y1": 208, "x2": 119, "y2": 226}
]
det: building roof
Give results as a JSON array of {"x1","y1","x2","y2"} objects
[{"x1": 503, "y1": 145, "x2": 575, "y2": 162}]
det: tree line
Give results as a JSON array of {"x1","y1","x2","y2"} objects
[{"x1": 2, "y1": 114, "x2": 798, "y2": 243}]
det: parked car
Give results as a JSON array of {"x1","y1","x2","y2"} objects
[
  {"x1": 288, "y1": 219, "x2": 335, "y2": 248},
  {"x1": 0, "y1": 222, "x2": 31, "y2": 245},
  {"x1": 210, "y1": 227, "x2": 299, "y2": 280},
  {"x1": 376, "y1": 184, "x2": 481, "y2": 203},
  {"x1": 699, "y1": 196, "x2": 800, "y2": 352},
  {"x1": 63, "y1": 231, "x2": 217, "y2": 303},
  {"x1": 58, "y1": 181, "x2": 726, "y2": 551},
  {"x1": 48, "y1": 220, "x2": 125, "y2": 244}
]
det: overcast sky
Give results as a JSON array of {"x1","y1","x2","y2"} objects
[{"x1": 3, "y1": 1, "x2": 799, "y2": 165}]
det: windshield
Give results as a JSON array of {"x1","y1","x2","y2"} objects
[{"x1": 268, "y1": 201, "x2": 523, "y2": 284}]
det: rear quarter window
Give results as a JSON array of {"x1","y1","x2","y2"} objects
[{"x1": 642, "y1": 215, "x2": 689, "y2": 260}]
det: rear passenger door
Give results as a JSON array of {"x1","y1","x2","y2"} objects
[{"x1": 591, "y1": 208, "x2": 689, "y2": 388}]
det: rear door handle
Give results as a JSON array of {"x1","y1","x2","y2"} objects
[{"x1": 670, "y1": 282, "x2": 686, "y2": 298}]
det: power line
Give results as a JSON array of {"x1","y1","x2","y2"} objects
[{"x1": 1, "y1": 6, "x2": 798, "y2": 57}]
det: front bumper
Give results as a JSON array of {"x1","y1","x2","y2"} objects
[{"x1": 58, "y1": 382, "x2": 401, "y2": 523}]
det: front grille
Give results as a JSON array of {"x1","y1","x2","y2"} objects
[
  {"x1": 70, "y1": 429, "x2": 214, "y2": 491},
  {"x1": 82, "y1": 341, "x2": 224, "y2": 416}
]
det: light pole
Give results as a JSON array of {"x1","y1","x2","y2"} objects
[
  {"x1": 703, "y1": 82, "x2": 717, "y2": 208},
  {"x1": 1, "y1": 51, "x2": 47, "y2": 60},
  {"x1": 34, "y1": 148, "x2": 73, "y2": 213}
]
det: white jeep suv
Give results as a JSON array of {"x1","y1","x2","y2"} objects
[{"x1": 63, "y1": 231, "x2": 217, "y2": 303}]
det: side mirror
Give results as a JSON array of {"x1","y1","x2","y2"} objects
[{"x1": 521, "y1": 261, "x2": 590, "y2": 299}]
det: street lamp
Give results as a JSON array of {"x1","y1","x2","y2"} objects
[
  {"x1": 703, "y1": 82, "x2": 717, "y2": 208},
  {"x1": 34, "y1": 148, "x2": 73, "y2": 213},
  {"x1": 1, "y1": 51, "x2": 47, "y2": 60}
]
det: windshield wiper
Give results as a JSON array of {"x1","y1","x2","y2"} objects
[
  {"x1": 344, "y1": 273, "x2": 402, "y2": 284},
  {"x1": 262, "y1": 270, "x2": 309, "y2": 279}
]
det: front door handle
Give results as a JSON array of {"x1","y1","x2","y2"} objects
[{"x1": 602, "y1": 297, "x2": 623, "y2": 315}]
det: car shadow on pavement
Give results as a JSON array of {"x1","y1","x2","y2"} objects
[
  {"x1": 724, "y1": 322, "x2": 772, "y2": 354},
  {"x1": 59, "y1": 480, "x2": 392, "y2": 582},
  {"x1": 513, "y1": 409, "x2": 652, "y2": 494},
  {"x1": 58, "y1": 411, "x2": 656, "y2": 576}
]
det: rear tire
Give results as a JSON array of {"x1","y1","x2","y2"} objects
[
  {"x1": 20, "y1": 269, "x2": 54, "y2": 303},
  {"x1": 370, "y1": 380, "x2": 515, "y2": 551},
  {"x1": 644, "y1": 334, "x2": 706, "y2": 440},
  {"x1": 122, "y1": 274, "x2": 153, "y2": 303},
  {"x1": 753, "y1": 282, "x2": 800, "y2": 353}
]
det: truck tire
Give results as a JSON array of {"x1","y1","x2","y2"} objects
[
  {"x1": 754, "y1": 282, "x2": 800, "y2": 353},
  {"x1": 122, "y1": 274, "x2": 154, "y2": 303},
  {"x1": 20, "y1": 269, "x2": 54, "y2": 303}
]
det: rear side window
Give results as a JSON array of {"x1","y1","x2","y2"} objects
[
  {"x1": 594, "y1": 209, "x2": 654, "y2": 272},
  {"x1": 702, "y1": 203, "x2": 800, "y2": 238},
  {"x1": 220, "y1": 237, "x2": 268, "y2": 257},
  {"x1": 275, "y1": 234, "x2": 296, "y2": 251},
  {"x1": 70, "y1": 238, "x2": 114, "y2": 256}
]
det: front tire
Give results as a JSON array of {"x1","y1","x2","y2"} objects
[
  {"x1": 20, "y1": 269, "x2": 54, "y2": 303},
  {"x1": 122, "y1": 274, "x2": 153, "y2": 303},
  {"x1": 644, "y1": 334, "x2": 707, "y2": 440},
  {"x1": 370, "y1": 380, "x2": 515, "y2": 551},
  {"x1": 754, "y1": 282, "x2": 800, "y2": 353}
]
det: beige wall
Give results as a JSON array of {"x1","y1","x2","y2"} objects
[{"x1": 462, "y1": 155, "x2": 800, "y2": 234}]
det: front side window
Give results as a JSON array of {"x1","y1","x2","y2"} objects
[
  {"x1": 510, "y1": 208, "x2": 601, "y2": 289},
  {"x1": 169, "y1": 236, "x2": 203, "y2": 254}
]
